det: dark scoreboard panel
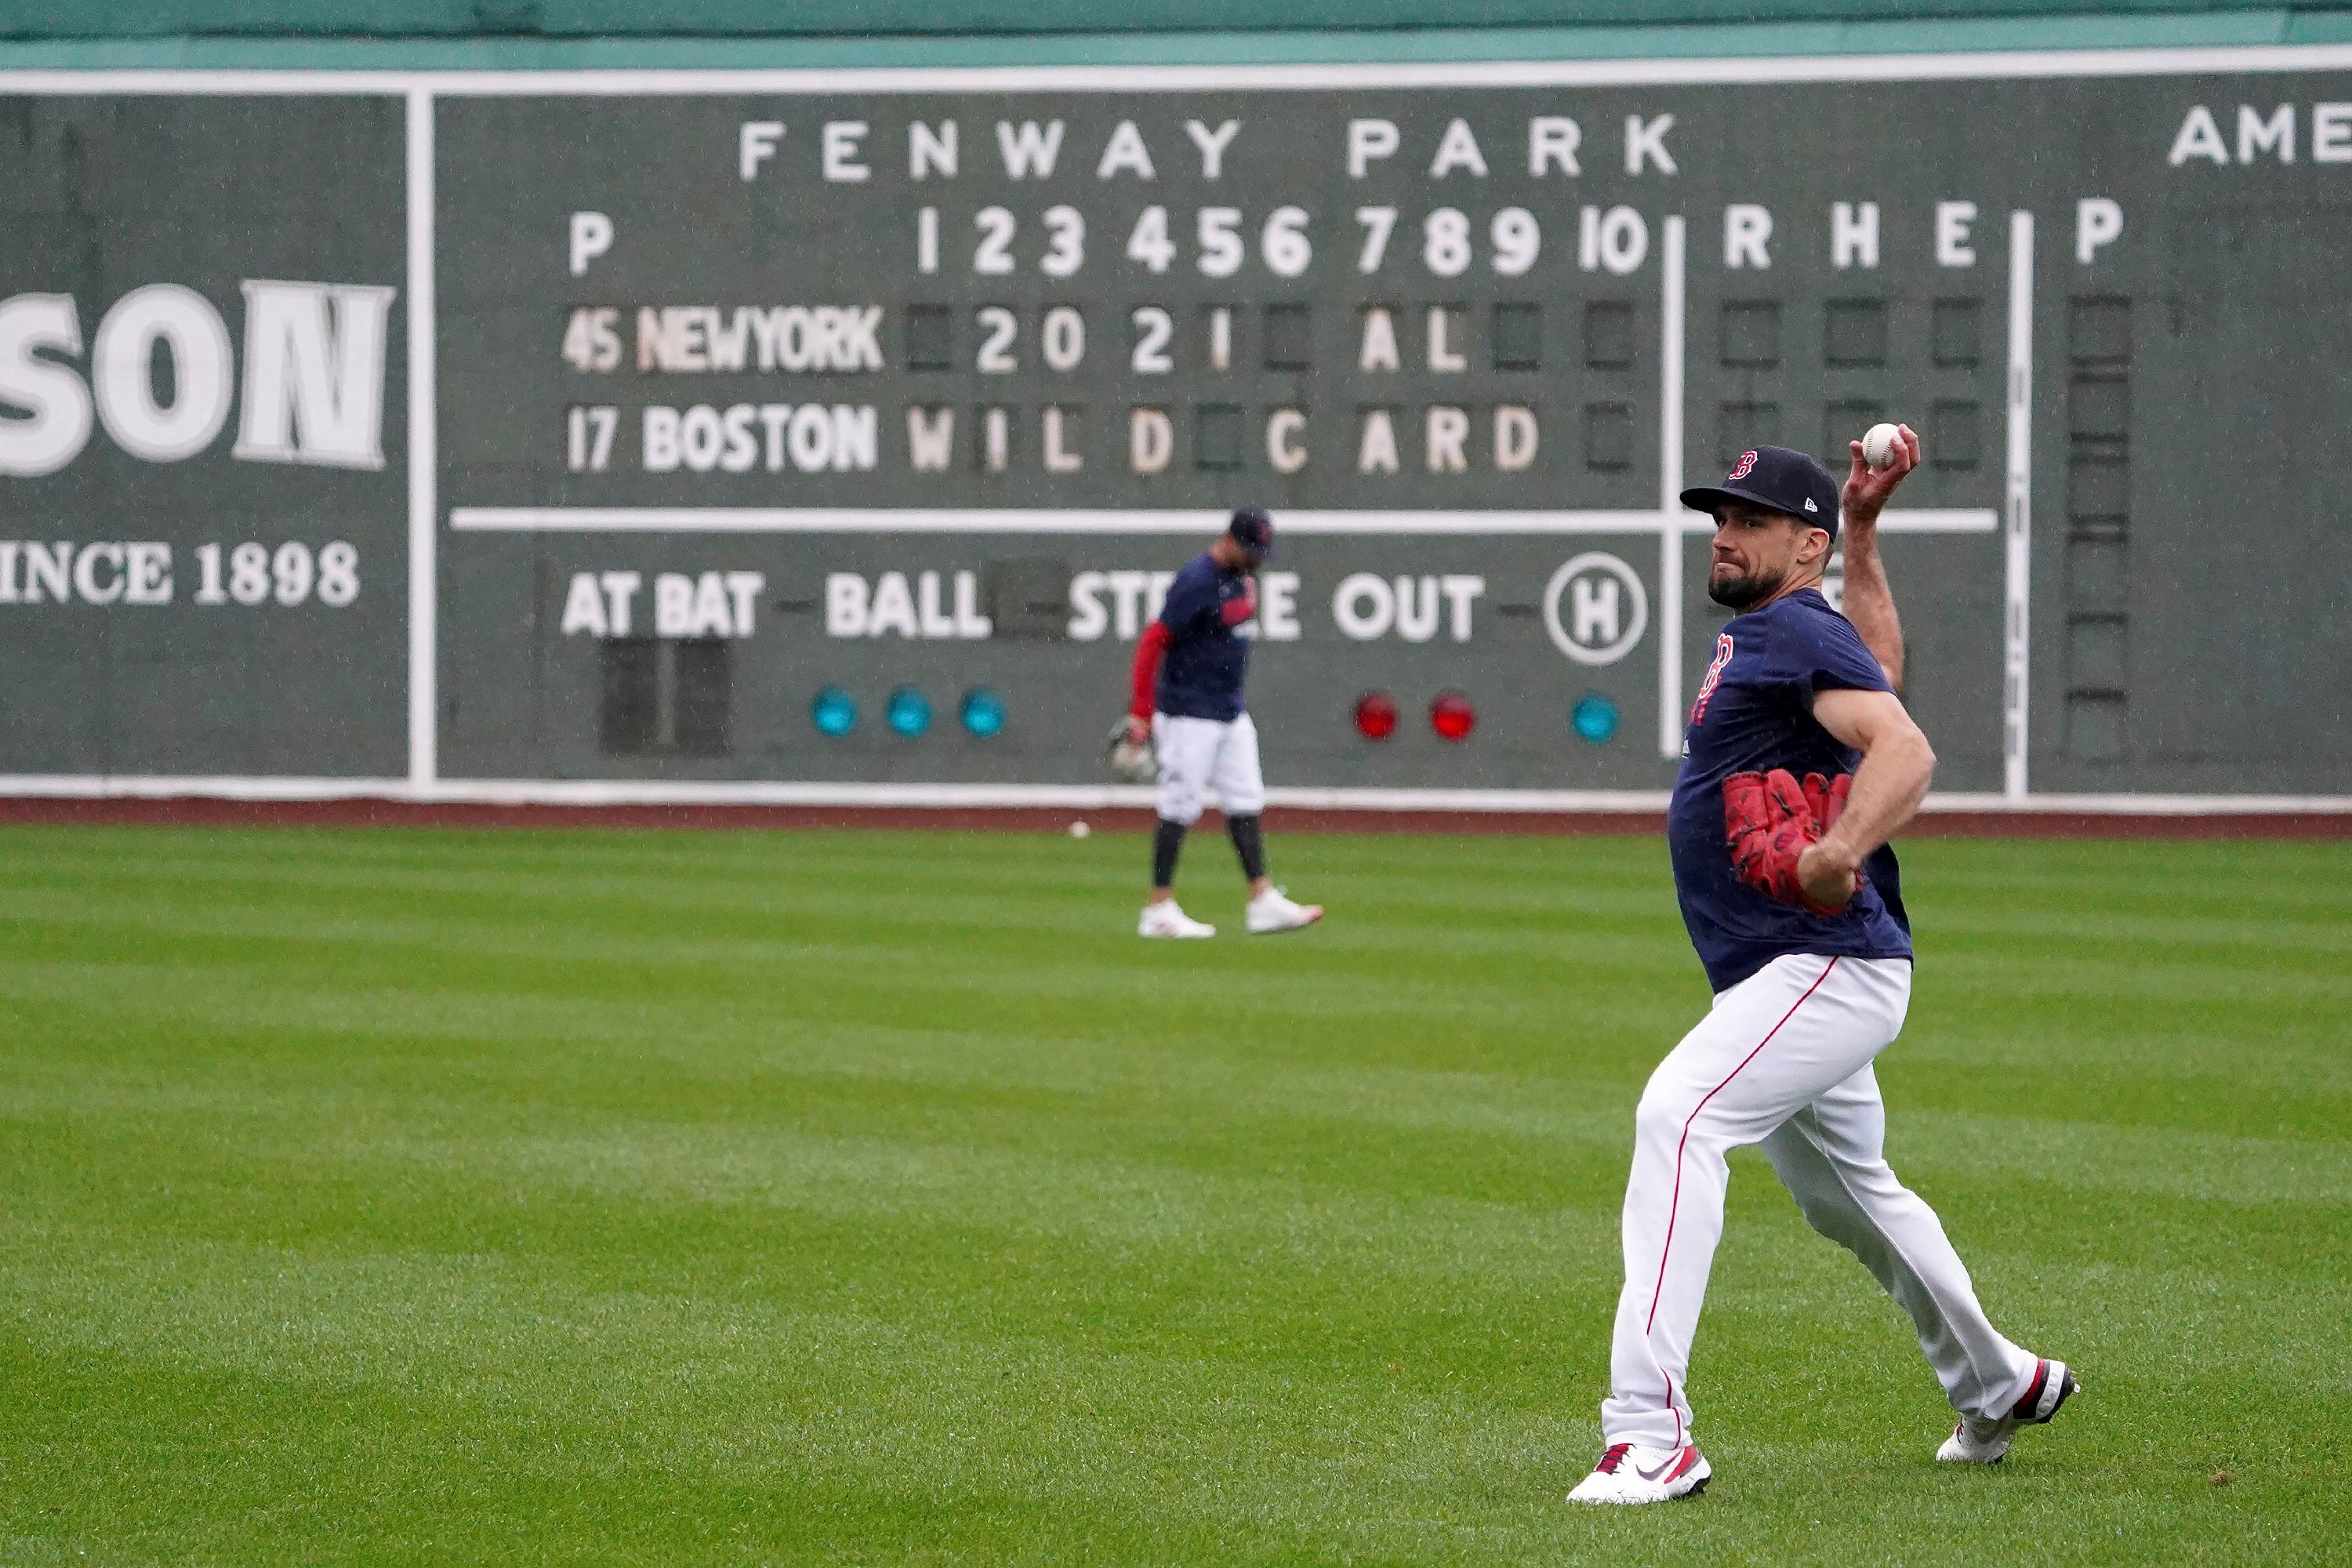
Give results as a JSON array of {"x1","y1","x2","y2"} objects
[{"x1": 432, "y1": 66, "x2": 2350, "y2": 797}]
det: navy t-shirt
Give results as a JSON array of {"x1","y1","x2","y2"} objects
[
  {"x1": 1154, "y1": 553, "x2": 1253, "y2": 721},
  {"x1": 1668, "y1": 588, "x2": 1914, "y2": 993}
]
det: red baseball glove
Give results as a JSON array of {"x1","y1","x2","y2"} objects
[{"x1": 1723, "y1": 768, "x2": 1857, "y2": 914}]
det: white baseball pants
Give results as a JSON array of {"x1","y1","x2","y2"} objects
[
  {"x1": 1152, "y1": 712, "x2": 1265, "y2": 825},
  {"x1": 1600, "y1": 953, "x2": 2038, "y2": 1450}
]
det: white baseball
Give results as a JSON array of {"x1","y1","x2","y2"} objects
[
  {"x1": 1862, "y1": 423, "x2": 1902, "y2": 470},
  {"x1": 1068, "y1": 820, "x2": 1091, "y2": 839}
]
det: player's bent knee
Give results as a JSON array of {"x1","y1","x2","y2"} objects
[
  {"x1": 1632, "y1": 1083, "x2": 1691, "y2": 1142},
  {"x1": 1157, "y1": 793, "x2": 1206, "y2": 826}
]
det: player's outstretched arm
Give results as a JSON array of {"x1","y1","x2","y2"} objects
[
  {"x1": 1840, "y1": 423, "x2": 1919, "y2": 690},
  {"x1": 1799, "y1": 687, "x2": 1936, "y2": 909}
]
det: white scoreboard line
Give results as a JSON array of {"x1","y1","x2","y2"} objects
[
  {"x1": 2005, "y1": 210, "x2": 2038, "y2": 803},
  {"x1": 1657, "y1": 215, "x2": 1689, "y2": 764},
  {"x1": 13, "y1": 42, "x2": 2352, "y2": 95},
  {"x1": 0, "y1": 772, "x2": 2346, "y2": 819},
  {"x1": 405, "y1": 88, "x2": 437, "y2": 793},
  {"x1": 448, "y1": 507, "x2": 1996, "y2": 535}
]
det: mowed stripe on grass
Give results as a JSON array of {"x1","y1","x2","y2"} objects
[{"x1": 1, "y1": 826, "x2": 2345, "y2": 1566}]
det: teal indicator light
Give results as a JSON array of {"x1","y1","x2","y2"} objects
[
  {"x1": 887, "y1": 687, "x2": 933, "y2": 738},
  {"x1": 811, "y1": 686, "x2": 858, "y2": 737},
  {"x1": 1572, "y1": 693, "x2": 1620, "y2": 743},
  {"x1": 960, "y1": 688, "x2": 1006, "y2": 738}
]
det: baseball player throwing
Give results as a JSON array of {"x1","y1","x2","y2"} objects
[
  {"x1": 1567, "y1": 434, "x2": 2075, "y2": 1505},
  {"x1": 1122, "y1": 507, "x2": 1323, "y2": 938}
]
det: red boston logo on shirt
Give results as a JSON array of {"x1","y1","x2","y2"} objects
[
  {"x1": 1690, "y1": 633, "x2": 1736, "y2": 725},
  {"x1": 1728, "y1": 450, "x2": 1759, "y2": 481}
]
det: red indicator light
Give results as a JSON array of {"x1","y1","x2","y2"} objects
[
  {"x1": 1353, "y1": 691, "x2": 1399, "y2": 739},
  {"x1": 1430, "y1": 691, "x2": 1476, "y2": 742}
]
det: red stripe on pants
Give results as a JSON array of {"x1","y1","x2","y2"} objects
[{"x1": 1644, "y1": 956, "x2": 1842, "y2": 1342}]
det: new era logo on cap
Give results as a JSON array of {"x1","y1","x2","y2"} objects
[{"x1": 1679, "y1": 445, "x2": 1842, "y2": 539}]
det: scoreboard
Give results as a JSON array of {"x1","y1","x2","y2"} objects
[{"x1": 5, "y1": 53, "x2": 2351, "y2": 803}]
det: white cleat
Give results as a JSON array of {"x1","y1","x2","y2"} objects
[
  {"x1": 1138, "y1": 901, "x2": 1216, "y2": 938},
  {"x1": 1245, "y1": 887, "x2": 1324, "y2": 935},
  {"x1": 1938, "y1": 1358, "x2": 2078, "y2": 1465},
  {"x1": 1566, "y1": 1441, "x2": 1711, "y2": 1505}
]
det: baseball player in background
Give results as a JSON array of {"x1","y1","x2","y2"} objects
[
  {"x1": 1567, "y1": 433, "x2": 2075, "y2": 1505},
  {"x1": 1122, "y1": 508, "x2": 1323, "y2": 939}
]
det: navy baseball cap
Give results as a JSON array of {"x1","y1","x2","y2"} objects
[
  {"x1": 1680, "y1": 446, "x2": 1842, "y2": 539},
  {"x1": 1227, "y1": 506, "x2": 1276, "y2": 561}
]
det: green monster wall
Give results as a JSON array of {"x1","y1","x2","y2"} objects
[{"x1": 1, "y1": 5, "x2": 2347, "y2": 808}]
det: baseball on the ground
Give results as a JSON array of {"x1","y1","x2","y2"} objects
[
  {"x1": 1862, "y1": 423, "x2": 1903, "y2": 470},
  {"x1": 1069, "y1": 820, "x2": 1091, "y2": 839}
]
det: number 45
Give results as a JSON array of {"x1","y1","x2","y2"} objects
[{"x1": 562, "y1": 307, "x2": 621, "y2": 372}]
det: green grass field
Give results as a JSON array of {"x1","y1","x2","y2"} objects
[{"x1": 2, "y1": 824, "x2": 2347, "y2": 1566}]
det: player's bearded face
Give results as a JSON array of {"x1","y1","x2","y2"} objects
[{"x1": 1708, "y1": 510, "x2": 1814, "y2": 610}]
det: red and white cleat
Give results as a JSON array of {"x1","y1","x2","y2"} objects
[
  {"x1": 1938, "y1": 1358, "x2": 2078, "y2": 1465},
  {"x1": 1245, "y1": 887, "x2": 1323, "y2": 935},
  {"x1": 1138, "y1": 901, "x2": 1216, "y2": 938},
  {"x1": 1566, "y1": 1441, "x2": 1711, "y2": 1505}
]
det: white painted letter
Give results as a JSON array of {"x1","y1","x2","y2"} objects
[
  {"x1": 2168, "y1": 104, "x2": 2229, "y2": 166},
  {"x1": 2316, "y1": 103, "x2": 2352, "y2": 162},
  {"x1": 910, "y1": 119, "x2": 958, "y2": 178},
  {"x1": 1359, "y1": 307, "x2": 1399, "y2": 372},
  {"x1": 1267, "y1": 408, "x2": 1306, "y2": 473},
  {"x1": 1044, "y1": 406, "x2": 1082, "y2": 472},
  {"x1": 1831, "y1": 201, "x2": 1879, "y2": 270},
  {"x1": 568, "y1": 211, "x2": 612, "y2": 275},
  {"x1": 92, "y1": 285, "x2": 233, "y2": 463},
  {"x1": 1724, "y1": 205, "x2": 1773, "y2": 269},
  {"x1": 1624, "y1": 113, "x2": 1676, "y2": 175},
  {"x1": 1427, "y1": 307, "x2": 1465, "y2": 372},
  {"x1": 2239, "y1": 103, "x2": 2295, "y2": 163},
  {"x1": 1936, "y1": 200, "x2": 1977, "y2": 267},
  {"x1": 1347, "y1": 118, "x2": 1400, "y2": 178},
  {"x1": 1097, "y1": 119, "x2": 1156, "y2": 180},
  {"x1": 561, "y1": 572, "x2": 608, "y2": 636},
  {"x1": 1529, "y1": 116, "x2": 1581, "y2": 176},
  {"x1": 2075, "y1": 198, "x2": 2123, "y2": 264},
  {"x1": 1426, "y1": 406, "x2": 1469, "y2": 473},
  {"x1": 234, "y1": 281, "x2": 394, "y2": 470},
  {"x1": 1357, "y1": 408, "x2": 1399, "y2": 474},
  {"x1": 822, "y1": 120, "x2": 870, "y2": 182},
  {"x1": 1131, "y1": 407, "x2": 1172, "y2": 473},
  {"x1": 996, "y1": 119, "x2": 1066, "y2": 179},
  {"x1": 826, "y1": 572, "x2": 869, "y2": 637},
  {"x1": 907, "y1": 406, "x2": 954, "y2": 472},
  {"x1": 1495, "y1": 406, "x2": 1537, "y2": 471},
  {"x1": 1184, "y1": 118, "x2": 1241, "y2": 179},
  {"x1": 1429, "y1": 118, "x2": 1488, "y2": 178},
  {"x1": 0, "y1": 294, "x2": 93, "y2": 477},
  {"x1": 739, "y1": 121, "x2": 783, "y2": 181}
]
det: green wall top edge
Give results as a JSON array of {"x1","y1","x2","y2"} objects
[
  {"x1": 2, "y1": 11, "x2": 2345, "y2": 71},
  {"x1": 0, "y1": 0, "x2": 2336, "y2": 41}
]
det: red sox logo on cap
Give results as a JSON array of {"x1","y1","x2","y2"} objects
[{"x1": 1728, "y1": 450, "x2": 1759, "y2": 481}]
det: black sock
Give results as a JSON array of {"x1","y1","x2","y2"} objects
[
  {"x1": 1152, "y1": 818, "x2": 1188, "y2": 887},
  {"x1": 1226, "y1": 813, "x2": 1266, "y2": 881}
]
